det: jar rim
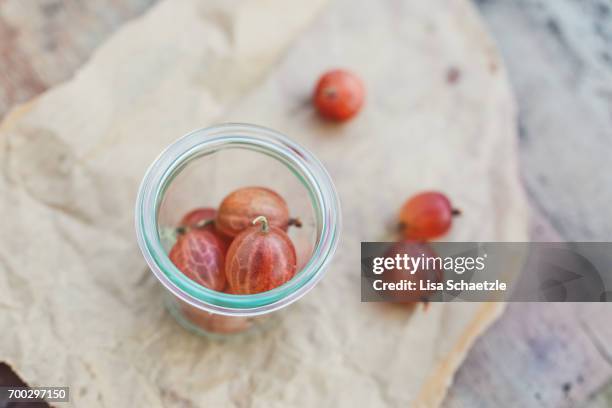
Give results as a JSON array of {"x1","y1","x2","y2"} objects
[{"x1": 135, "y1": 123, "x2": 341, "y2": 316}]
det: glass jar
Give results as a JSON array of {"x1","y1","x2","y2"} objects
[{"x1": 135, "y1": 124, "x2": 341, "y2": 337}]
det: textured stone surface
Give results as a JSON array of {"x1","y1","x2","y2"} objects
[
  {"x1": 0, "y1": 0, "x2": 158, "y2": 118},
  {"x1": 445, "y1": 1, "x2": 612, "y2": 406}
]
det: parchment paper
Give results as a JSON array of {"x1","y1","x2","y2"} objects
[{"x1": 0, "y1": 0, "x2": 528, "y2": 407}]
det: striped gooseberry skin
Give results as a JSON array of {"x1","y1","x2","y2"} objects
[
  {"x1": 179, "y1": 207, "x2": 217, "y2": 228},
  {"x1": 225, "y1": 220, "x2": 297, "y2": 295},
  {"x1": 178, "y1": 207, "x2": 231, "y2": 253},
  {"x1": 216, "y1": 187, "x2": 290, "y2": 238},
  {"x1": 399, "y1": 191, "x2": 457, "y2": 240},
  {"x1": 313, "y1": 69, "x2": 365, "y2": 121},
  {"x1": 169, "y1": 229, "x2": 226, "y2": 291}
]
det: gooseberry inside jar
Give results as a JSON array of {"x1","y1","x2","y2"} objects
[{"x1": 135, "y1": 124, "x2": 341, "y2": 337}]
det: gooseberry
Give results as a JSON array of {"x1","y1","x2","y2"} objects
[
  {"x1": 398, "y1": 191, "x2": 460, "y2": 240},
  {"x1": 180, "y1": 302, "x2": 253, "y2": 334},
  {"x1": 179, "y1": 207, "x2": 217, "y2": 229},
  {"x1": 225, "y1": 216, "x2": 297, "y2": 294},
  {"x1": 384, "y1": 240, "x2": 443, "y2": 303},
  {"x1": 169, "y1": 229, "x2": 226, "y2": 291},
  {"x1": 216, "y1": 187, "x2": 291, "y2": 238},
  {"x1": 178, "y1": 207, "x2": 231, "y2": 252},
  {"x1": 313, "y1": 69, "x2": 365, "y2": 121}
]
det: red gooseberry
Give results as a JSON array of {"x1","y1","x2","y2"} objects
[
  {"x1": 313, "y1": 69, "x2": 365, "y2": 121},
  {"x1": 178, "y1": 207, "x2": 231, "y2": 253},
  {"x1": 225, "y1": 216, "x2": 297, "y2": 295},
  {"x1": 179, "y1": 207, "x2": 217, "y2": 229},
  {"x1": 383, "y1": 241, "x2": 443, "y2": 303},
  {"x1": 169, "y1": 229, "x2": 226, "y2": 291},
  {"x1": 216, "y1": 187, "x2": 292, "y2": 238},
  {"x1": 398, "y1": 191, "x2": 460, "y2": 240},
  {"x1": 180, "y1": 302, "x2": 253, "y2": 334}
]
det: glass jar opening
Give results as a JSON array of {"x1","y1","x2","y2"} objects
[{"x1": 135, "y1": 124, "x2": 341, "y2": 317}]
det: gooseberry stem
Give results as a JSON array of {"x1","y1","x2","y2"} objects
[
  {"x1": 175, "y1": 219, "x2": 214, "y2": 235},
  {"x1": 253, "y1": 215, "x2": 270, "y2": 233},
  {"x1": 451, "y1": 208, "x2": 461, "y2": 216},
  {"x1": 323, "y1": 86, "x2": 337, "y2": 98},
  {"x1": 194, "y1": 218, "x2": 215, "y2": 228},
  {"x1": 288, "y1": 217, "x2": 303, "y2": 228}
]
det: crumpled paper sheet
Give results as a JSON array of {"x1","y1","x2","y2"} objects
[{"x1": 0, "y1": 0, "x2": 528, "y2": 406}]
